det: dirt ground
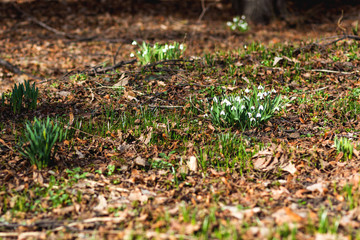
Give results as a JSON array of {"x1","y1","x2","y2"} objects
[{"x1": 1, "y1": 0, "x2": 360, "y2": 239}]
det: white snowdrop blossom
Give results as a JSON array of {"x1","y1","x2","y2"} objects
[
  {"x1": 220, "y1": 110, "x2": 226, "y2": 116},
  {"x1": 231, "y1": 106, "x2": 236, "y2": 111},
  {"x1": 272, "y1": 89, "x2": 277, "y2": 93},
  {"x1": 143, "y1": 50, "x2": 148, "y2": 55},
  {"x1": 241, "y1": 105, "x2": 246, "y2": 110},
  {"x1": 259, "y1": 105, "x2": 264, "y2": 111},
  {"x1": 162, "y1": 48, "x2": 167, "y2": 53},
  {"x1": 247, "y1": 112, "x2": 252, "y2": 118},
  {"x1": 221, "y1": 99, "x2": 232, "y2": 106},
  {"x1": 256, "y1": 113, "x2": 261, "y2": 118},
  {"x1": 204, "y1": 114, "x2": 209, "y2": 117},
  {"x1": 257, "y1": 92, "x2": 264, "y2": 100},
  {"x1": 251, "y1": 106, "x2": 255, "y2": 110},
  {"x1": 240, "y1": 23, "x2": 248, "y2": 29},
  {"x1": 130, "y1": 53, "x2": 135, "y2": 58},
  {"x1": 233, "y1": 17, "x2": 239, "y2": 22},
  {"x1": 245, "y1": 88, "x2": 250, "y2": 93},
  {"x1": 227, "y1": 22, "x2": 232, "y2": 26},
  {"x1": 235, "y1": 96, "x2": 241, "y2": 102},
  {"x1": 241, "y1": 15, "x2": 246, "y2": 20},
  {"x1": 211, "y1": 106, "x2": 213, "y2": 111},
  {"x1": 258, "y1": 85, "x2": 264, "y2": 90},
  {"x1": 231, "y1": 25, "x2": 236, "y2": 30},
  {"x1": 169, "y1": 45, "x2": 175, "y2": 49},
  {"x1": 213, "y1": 97, "x2": 218, "y2": 103},
  {"x1": 250, "y1": 118, "x2": 256, "y2": 122},
  {"x1": 274, "y1": 107, "x2": 280, "y2": 111},
  {"x1": 132, "y1": 41, "x2": 137, "y2": 45},
  {"x1": 263, "y1": 91, "x2": 268, "y2": 97},
  {"x1": 180, "y1": 44, "x2": 184, "y2": 50}
]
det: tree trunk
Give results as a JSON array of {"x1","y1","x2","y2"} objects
[{"x1": 232, "y1": 0, "x2": 287, "y2": 24}]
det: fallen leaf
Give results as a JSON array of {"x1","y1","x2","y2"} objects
[
  {"x1": 134, "y1": 156, "x2": 147, "y2": 167},
  {"x1": 94, "y1": 195, "x2": 108, "y2": 212},
  {"x1": 306, "y1": 182, "x2": 327, "y2": 194},
  {"x1": 281, "y1": 161, "x2": 297, "y2": 175},
  {"x1": 187, "y1": 156, "x2": 198, "y2": 172}
]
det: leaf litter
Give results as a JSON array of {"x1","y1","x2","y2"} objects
[{"x1": 1, "y1": 0, "x2": 360, "y2": 239}]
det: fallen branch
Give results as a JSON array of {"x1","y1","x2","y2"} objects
[
  {"x1": 0, "y1": 58, "x2": 44, "y2": 80},
  {"x1": 12, "y1": 3, "x2": 97, "y2": 41},
  {"x1": 293, "y1": 35, "x2": 360, "y2": 56}
]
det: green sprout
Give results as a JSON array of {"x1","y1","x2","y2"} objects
[
  {"x1": 19, "y1": 117, "x2": 66, "y2": 169},
  {"x1": 1, "y1": 80, "x2": 39, "y2": 113},
  {"x1": 334, "y1": 136, "x2": 353, "y2": 161}
]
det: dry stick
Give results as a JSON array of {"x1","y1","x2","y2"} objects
[
  {"x1": 12, "y1": 3, "x2": 97, "y2": 41},
  {"x1": 113, "y1": 44, "x2": 123, "y2": 65},
  {"x1": 198, "y1": 0, "x2": 220, "y2": 23},
  {"x1": 87, "y1": 59, "x2": 137, "y2": 75},
  {"x1": 0, "y1": 58, "x2": 44, "y2": 81}
]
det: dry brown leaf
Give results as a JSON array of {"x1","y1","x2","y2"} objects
[
  {"x1": 281, "y1": 161, "x2": 297, "y2": 175},
  {"x1": 94, "y1": 195, "x2": 108, "y2": 212},
  {"x1": 113, "y1": 73, "x2": 129, "y2": 87},
  {"x1": 187, "y1": 156, "x2": 198, "y2": 172},
  {"x1": 306, "y1": 182, "x2": 327, "y2": 194},
  {"x1": 134, "y1": 156, "x2": 147, "y2": 167}
]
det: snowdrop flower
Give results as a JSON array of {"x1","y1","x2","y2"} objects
[
  {"x1": 231, "y1": 25, "x2": 236, "y2": 31},
  {"x1": 180, "y1": 44, "x2": 184, "y2": 50},
  {"x1": 143, "y1": 50, "x2": 148, "y2": 55},
  {"x1": 250, "y1": 106, "x2": 255, "y2": 110},
  {"x1": 247, "y1": 112, "x2": 252, "y2": 118},
  {"x1": 235, "y1": 96, "x2": 241, "y2": 102},
  {"x1": 233, "y1": 17, "x2": 239, "y2": 22},
  {"x1": 231, "y1": 106, "x2": 236, "y2": 111},
  {"x1": 258, "y1": 85, "x2": 264, "y2": 90},
  {"x1": 220, "y1": 110, "x2": 225, "y2": 116},
  {"x1": 162, "y1": 48, "x2": 167, "y2": 53},
  {"x1": 130, "y1": 53, "x2": 135, "y2": 58},
  {"x1": 211, "y1": 106, "x2": 213, "y2": 111},
  {"x1": 204, "y1": 114, "x2": 208, "y2": 117},
  {"x1": 241, "y1": 15, "x2": 246, "y2": 20},
  {"x1": 239, "y1": 23, "x2": 248, "y2": 29},
  {"x1": 221, "y1": 99, "x2": 232, "y2": 106},
  {"x1": 227, "y1": 22, "x2": 232, "y2": 27},
  {"x1": 274, "y1": 107, "x2": 280, "y2": 111},
  {"x1": 241, "y1": 105, "x2": 246, "y2": 110},
  {"x1": 259, "y1": 105, "x2": 264, "y2": 111},
  {"x1": 132, "y1": 41, "x2": 137, "y2": 45},
  {"x1": 257, "y1": 92, "x2": 264, "y2": 100},
  {"x1": 272, "y1": 89, "x2": 277, "y2": 94},
  {"x1": 245, "y1": 88, "x2": 250, "y2": 93},
  {"x1": 250, "y1": 117, "x2": 255, "y2": 122},
  {"x1": 256, "y1": 113, "x2": 261, "y2": 118},
  {"x1": 263, "y1": 91, "x2": 268, "y2": 97},
  {"x1": 213, "y1": 96, "x2": 218, "y2": 103},
  {"x1": 169, "y1": 45, "x2": 175, "y2": 49}
]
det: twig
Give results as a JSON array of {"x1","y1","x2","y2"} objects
[
  {"x1": 86, "y1": 59, "x2": 137, "y2": 75},
  {"x1": 197, "y1": 0, "x2": 220, "y2": 23},
  {"x1": 113, "y1": 44, "x2": 122, "y2": 65},
  {"x1": 0, "y1": 58, "x2": 44, "y2": 80},
  {"x1": 148, "y1": 105, "x2": 184, "y2": 109},
  {"x1": 12, "y1": 3, "x2": 97, "y2": 40}
]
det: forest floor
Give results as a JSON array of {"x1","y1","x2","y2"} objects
[{"x1": 1, "y1": 0, "x2": 360, "y2": 239}]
